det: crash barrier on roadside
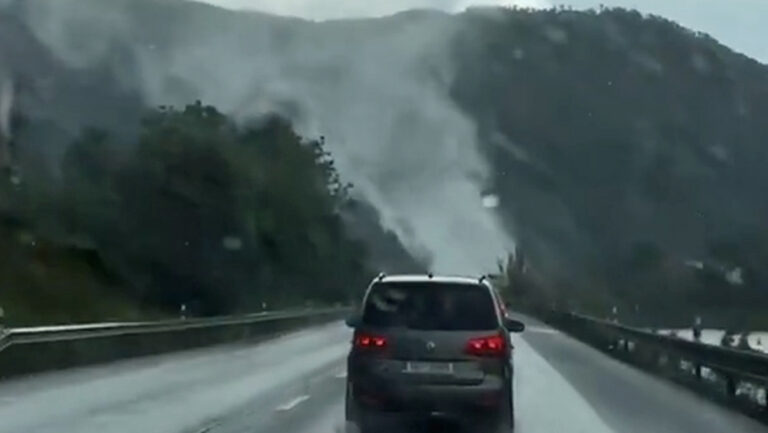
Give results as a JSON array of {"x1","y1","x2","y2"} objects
[
  {"x1": 540, "y1": 310, "x2": 768, "y2": 421},
  {"x1": 0, "y1": 308, "x2": 350, "y2": 381}
]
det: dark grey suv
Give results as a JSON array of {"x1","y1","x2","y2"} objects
[{"x1": 344, "y1": 274, "x2": 525, "y2": 433}]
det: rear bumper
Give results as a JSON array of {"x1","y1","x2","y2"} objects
[{"x1": 349, "y1": 376, "x2": 507, "y2": 413}]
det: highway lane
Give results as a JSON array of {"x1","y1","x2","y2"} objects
[
  {"x1": 520, "y1": 315, "x2": 767, "y2": 433},
  {"x1": 202, "y1": 323, "x2": 615, "y2": 433},
  {"x1": 0, "y1": 323, "x2": 351, "y2": 433},
  {"x1": 0, "y1": 319, "x2": 766, "y2": 433}
]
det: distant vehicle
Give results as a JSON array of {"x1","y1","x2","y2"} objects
[{"x1": 344, "y1": 274, "x2": 525, "y2": 433}]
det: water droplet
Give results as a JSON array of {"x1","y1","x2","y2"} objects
[
  {"x1": 222, "y1": 236, "x2": 243, "y2": 251},
  {"x1": 482, "y1": 194, "x2": 500, "y2": 209}
]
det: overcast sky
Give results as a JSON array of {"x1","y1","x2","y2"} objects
[{"x1": 200, "y1": 0, "x2": 768, "y2": 62}]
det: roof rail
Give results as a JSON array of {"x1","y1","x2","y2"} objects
[
  {"x1": 479, "y1": 275, "x2": 488, "y2": 283},
  {"x1": 376, "y1": 272, "x2": 386, "y2": 281},
  {"x1": 427, "y1": 272, "x2": 434, "y2": 279}
]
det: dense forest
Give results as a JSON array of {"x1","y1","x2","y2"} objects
[
  {"x1": 1, "y1": 102, "x2": 426, "y2": 323},
  {"x1": 2, "y1": 1, "x2": 768, "y2": 327}
]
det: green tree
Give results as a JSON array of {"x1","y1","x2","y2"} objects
[{"x1": 58, "y1": 102, "x2": 377, "y2": 315}]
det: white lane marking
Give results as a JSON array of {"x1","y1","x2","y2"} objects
[
  {"x1": 526, "y1": 326, "x2": 560, "y2": 334},
  {"x1": 275, "y1": 395, "x2": 310, "y2": 412}
]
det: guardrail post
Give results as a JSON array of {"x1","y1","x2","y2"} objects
[
  {"x1": 693, "y1": 316, "x2": 702, "y2": 343},
  {"x1": 725, "y1": 375, "x2": 737, "y2": 397}
]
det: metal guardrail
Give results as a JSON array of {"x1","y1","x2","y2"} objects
[
  {"x1": 542, "y1": 310, "x2": 768, "y2": 420},
  {"x1": 0, "y1": 307, "x2": 350, "y2": 380}
]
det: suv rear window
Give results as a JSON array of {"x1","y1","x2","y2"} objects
[{"x1": 362, "y1": 282, "x2": 498, "y2": 331}]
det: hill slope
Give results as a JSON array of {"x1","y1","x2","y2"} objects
[
  {"x1": 451, "y1": 8, "x2": 768, "y2": 317},
  {"x1": 2, "y1": 1, "x2": 768, "y2": 322}
]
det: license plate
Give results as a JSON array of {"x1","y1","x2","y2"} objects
[{"x1": 404, "y1": 361, "x2": 454, "y2": 374}]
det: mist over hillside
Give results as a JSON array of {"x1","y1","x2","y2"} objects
[
  {"x1": 2, "y1": 0, "x2": 768, "y2": 321},
  {"x1": 1, "y1": 0, "x2": 514, "y2": 274}
]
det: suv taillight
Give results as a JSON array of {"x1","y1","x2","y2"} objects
[
  {"x1": 354, "y1": 333, "x2": 388, "y2": 350},
  {"x1": 465, "y1": 334, "x2": 506, "y2": 357}
]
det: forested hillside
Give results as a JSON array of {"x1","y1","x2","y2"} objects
[
  {"x1": 1, "y1": 102, "x2": 403, "y2": 323},
  {"x1": 2, "y1": 1, "x2": 768, "y2": 326},
  {"x1": 453, "y1": 7, "x2": 768, "y2": 324}
]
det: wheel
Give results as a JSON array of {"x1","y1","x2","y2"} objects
[
  {"x1": 484, "y1": 376, "x2": 515, "y2": 432},
  {"x1": 345, "y1": 383, "x2": 354, "y2": 421},
  {"x1": 507, "y1": 379, "x2": 516, "y2": 430},
  {"x1": 345, "y1": 384, "x2": 373, "y2": 433},
  {"x1": 344, "y1": 421, "x2": 361, "y2": 433},
  {"x1": 345, "y1": 412, "x2": 377, "y2": 433},
  {"x1": 344, "y1": 383, "x2": 359, "y2": 432},
  {"x1": 479, "y1": 415, "x2": 511, "y2": 433},
  {"x1": 507, "y1": 388, "x2": 515, "y2": 431}
]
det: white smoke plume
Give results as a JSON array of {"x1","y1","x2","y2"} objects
[{"x1": 16, "y1": 0, "x2": 522, "y2": 274}]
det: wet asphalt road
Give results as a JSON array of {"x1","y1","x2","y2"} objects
[{"x1": 0, "y1": 318, "x2": 765, "y2": 433}]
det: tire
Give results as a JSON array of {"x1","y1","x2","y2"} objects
[
  {"x1": 507, "y1": 379, "x2": 516, "y2": 431},
  {"x1": 344, "y1": 383, "x2": 360, "y2": 433},
  {"x1": 479, "y1": 393, "x2": 514, "y2": 433},
  {"x1": 344, "y1": 383, "x2": 354, "y2": 421},
  {"x1": 480, "y1": 416, "x2": 511, "y2": 433},
  {"x1": 347, "y1": 412, "x2": 377, "y2": 433},
  {"x1": 344, "y1": 421, "x2": 361, "y2": 433},
  {"x1": 487, "y1": 375, "x2": 515, "y2": 432},
  {"x1": 345, "y1": 385, "x2": 374, "y2": 433}
]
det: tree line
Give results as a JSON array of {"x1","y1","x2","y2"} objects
[{"x1": 0, "y1": 102, "x2": 383, "y2": 323}]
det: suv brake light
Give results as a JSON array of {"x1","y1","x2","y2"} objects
[
  {"x1": 355, "y1": 333, "x2": 388, "y2": 349},
  {"x1": 465, "y1": 334, "x2": 506, "y2": 357}
]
